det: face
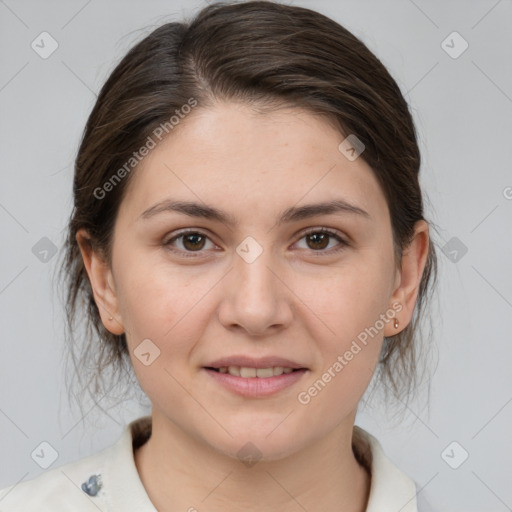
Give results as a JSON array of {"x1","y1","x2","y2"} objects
[{"x1": 80, "y1": 101, "x2": 427, "y2": 461}]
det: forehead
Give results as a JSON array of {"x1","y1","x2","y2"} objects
[{"x1": 119, "y1": 102, "x2": 388, "y2": 224}]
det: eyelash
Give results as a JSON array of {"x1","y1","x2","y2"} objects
[{"x1": 163, "y1": 228, "x2": 348, "y2": 258}]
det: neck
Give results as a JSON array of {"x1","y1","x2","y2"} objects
[{"x1": 134, "y1": 410, "x2": 371, "y2": 512}]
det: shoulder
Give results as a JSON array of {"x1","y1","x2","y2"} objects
[
  {"x1": 0, "y1": 416, "x2": 156, "y2": 512},
  {"x1": 0, "y1": 416, "x2": 152, "y2": 512},
  {"x1": 353, "y1": 426, "x2": 421, "y2": 512},
  {"x1": 0, "y1": 444, "x2": 110, "y2": 511}
]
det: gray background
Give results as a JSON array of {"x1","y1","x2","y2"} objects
[{"x1": 1, "y1": 1, "x2": 511, "y2": 510}]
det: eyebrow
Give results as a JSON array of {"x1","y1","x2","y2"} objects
[{"x1": 139, "y1": 198, "x2": 370, "y2": 226}]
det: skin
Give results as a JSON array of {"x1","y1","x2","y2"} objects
[{"x1": 78, "y1": 101, "x2": 429, "y2": 512}]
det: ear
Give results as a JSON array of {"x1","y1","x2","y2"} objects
[
  {"x1": 384, "y1": 220, "x2": 430, "y2": 337},
  {"x1": 76, "y1": 228, "x2": 124, "y2": 335}
]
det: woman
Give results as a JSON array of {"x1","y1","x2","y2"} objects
[{"x1": 0, "y1": 1, "x2": 437, "y2": 510}]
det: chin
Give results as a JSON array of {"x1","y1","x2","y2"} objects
[
  {"x1": 216, "y1": 439, "x2": 301, "y2": 465},
  {"x1": 204, "y1": 421, "x2": 309, "y2": 464}
]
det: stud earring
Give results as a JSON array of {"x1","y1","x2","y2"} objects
[
  {"x1": 109, "y1": 316, "x2": 113, "y2": 321},
  {"x1": 393, "y1": 318, "x2": 399, "y2": 329}
]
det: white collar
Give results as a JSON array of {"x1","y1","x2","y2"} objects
[
  {"x1": 357, "y1": 428, "x2": 418, "y2": 511},
  {"x1": 104, "y1": 415, "x2": 418, "y2": 511}
]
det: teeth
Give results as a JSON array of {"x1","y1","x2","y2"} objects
[
  {"x1": 240, "y1": 367, "x2": 257, "y2": 378},
  {"x1": 256, "y1": 367, "x2": 274, "y2": 378},
  {"x1": 228, "y1": 366, "x2": 240, "y2": 376},
  {"x1": 218, "y1": 366, "x2": 299, "y2": 377}
]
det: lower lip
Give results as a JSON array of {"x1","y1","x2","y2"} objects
[{"x1": 203, "y1": 368, "x2": 308, "y2": 397}]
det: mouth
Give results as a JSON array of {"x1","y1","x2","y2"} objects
[
  {"x1": 204, "y1": 366, "x2": 305, "y2": 378},
  {"x1": 202, "y1": 355, "x2": 309, "y2": 396},
  {"x1": 202, "y1": 361, "x2": 308, "y2": 397}
]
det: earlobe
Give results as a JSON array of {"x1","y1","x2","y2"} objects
[
  {"x1": 384, "y1": 220, "x2": 430, "y2": 337},
  {"x1": 76, "y1": 229, "x2": 124, "y2": 335}
]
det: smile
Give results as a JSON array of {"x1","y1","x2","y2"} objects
[
  {"x1": 210, "y1": 366, "x2": 298, "y2": 378},
  {"x1": 203, "y1": 367, "x2": 308, "y2": 397}
]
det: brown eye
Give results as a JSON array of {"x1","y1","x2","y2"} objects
[
  {"x1": 306, "y1": 232, "x2": 330, "y2": 250},
  {"x1": 164, "y1": 230, "x2": 215, "y2": 257},
  {"x1": 181, "y1": 233, "x2": 206, "y2": 251},
  {"x1": 295, "y1": 228, "x2": 347, "y2": 254}
]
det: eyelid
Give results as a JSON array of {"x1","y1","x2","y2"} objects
[
  {"x1": 295, "y1": 227, "x2": 349, "y2": 254},
  {"x1": 298, "y1": 226, "x2": 348, "y2": 243},
  {"x1": 163, "y1": 226, "x2": 349, "y2": 258},
  {"x1": 163, "y1": 227, "x2": 214, "y2": 243},
  {"x1": 163, "y1": 228, "x2": 219, "y2": 254}
]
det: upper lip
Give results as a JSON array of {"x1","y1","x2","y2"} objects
[{"x1": 204, "y1": 355, "x2": 307, "y2": 369}]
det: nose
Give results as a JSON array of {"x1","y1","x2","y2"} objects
[{"x1": 217, "y1": 245, "x2": 293, "y2": 337}]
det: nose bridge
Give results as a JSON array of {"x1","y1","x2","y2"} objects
[
  {"x1": 236, "y1": 243, "x2": 275, "y2": 299},
  {"x1": 219, "y1": 235, "x2": 291, "y2": 334},
  {"x1": 234, "y1": 237, "x2": 279, "y2": 310}
]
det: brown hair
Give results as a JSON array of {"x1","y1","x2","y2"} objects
[{"x1": 59, "y1": 0, "x2": 438, "y2": 417}]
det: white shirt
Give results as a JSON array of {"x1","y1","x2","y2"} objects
[{"x1": 0, "y1": 415, "x2": 423, "y2": 511}]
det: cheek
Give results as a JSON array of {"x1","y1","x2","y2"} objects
[
  {"x1": 300, "y1": 253, "x2": 394, "y2": 341},
  {"x1": 295, "y1": 272, "x2": 387, "y2": 416},
  {"x1": 114, "y1": 253, "x2": 219, "y2": 365},
  {"x1": 295, "y1": 252, "x2": 393, "y2": 394},
  {"x1": 114, "y1": 251, "x2": 185, "y2": 333},
  {"x1": 114, "y1": 258, "x2": 204, "y2": 408}
]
